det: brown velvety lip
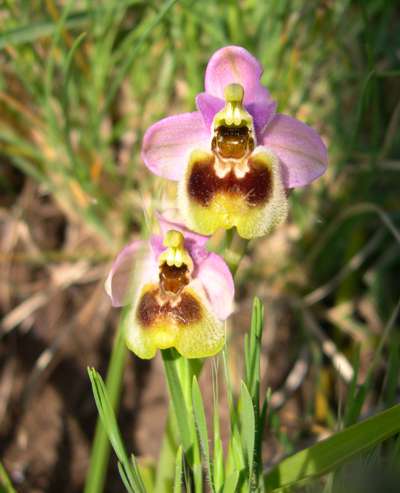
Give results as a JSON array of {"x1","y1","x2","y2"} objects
[
  {"x1": 188, "y1": 153, "x2": 273, "y2": 207},
  {"x1": 137, "y1": 288, "x2": 202, "y2": 328}
]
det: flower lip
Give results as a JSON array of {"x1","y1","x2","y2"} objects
[
  {"x1": 187, "y1": 149, "x2": 273, "y2": 208},
  {"x1": 136, "y1": 287, "x2": 202, "y2": 329}
]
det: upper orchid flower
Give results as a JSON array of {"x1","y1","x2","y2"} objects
[
  {"x1": 105, "y1": 214, "x2": 234, "y2": 359},
  {"x1": 142, "y1": 46, "x2": 328, "y2": 239}
]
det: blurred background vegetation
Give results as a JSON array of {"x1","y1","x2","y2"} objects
[{"x1": 0, "y1": 0, "x2": 399, "y2": 492}]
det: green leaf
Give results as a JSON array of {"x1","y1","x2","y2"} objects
[
  {"x1": 213, "y1": 436, "x2": 224, "y2": 492},
  {"x1": 264, "y1": 403, "x2": 400, "y2": 491},
  {"x1": 192, "y1": 376, "x2": 215, "y2": 492},
  {"x1": 223, "y1": 349, "x2": 245, "y2": 476},
  {"x1": 84, "y1": 322, "x2": 128, "y2": 493},
  {"x1": 87, "y1": 368, "x2": 146, "y2": 493},
  {"x1": 239, "y1": 382, "x2": 255, "y2": 483},
  {"x1": 222, "y1": 472, "x2": 240, "y2": 493},
  {"x1": 231, "y1": 430, "x2": 246, "y2": 473},
  {"x1": 154, "y1": 412, "x2": 179, "y2": 492},
  {"x1": 211, "y1": 362, "x2": 224, "y2": 491},
  {"x1": 173, "y1": 446, "x2": 183, "y2": 493},
  {"x1": 244, "y1": 297, "x2": 264, "y2": 403},
  {"x1": 0, "y1": 461, "x2": 16, "y2": 493}
]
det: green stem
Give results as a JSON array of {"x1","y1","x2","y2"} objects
[
  {"x1": 84, "y1": 323, "x2": 128, "y2": 493},
  {"x1": 223, "y1": 232, "x2": 249, "y2": 276}
]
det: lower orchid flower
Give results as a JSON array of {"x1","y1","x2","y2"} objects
[
  {"x1": 142, "y1": 46, "x2": 328, "y2": 239},
  {"x1": 105, "y1": 214, "x2": 234, "y2": 359}
]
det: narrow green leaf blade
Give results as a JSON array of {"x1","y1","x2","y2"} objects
[
  {"x1": 0, "y1": 461, "x2": 17, "y2": 493},
  {"x1": 239, "y1": 382, "x2": 256, "y2": 482},
  {"x1": 117, "y1": 462, "x2": 136, "y2": 493},
  {"x1": 264, "y1": 403, "x2": 400, "y2": 491},
  {"x1": 222, "y1": 472, "x2": 240, "y2": 493},
  {"x1": 192, "y1": 376, "x2": 215, "y2": 492},
  {"x1": 173, "y1": 446, "x2": 184, "y2": 493},
  {"x1": 87, "y1": 368, "x2": 146, "y2": 493}
]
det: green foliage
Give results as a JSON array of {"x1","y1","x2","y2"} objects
[
  {"x1": 173, "y1": 446, "x2": 183, "y2": 493},
  {"x1": 264, "y1": 404, "x2": 400, "y2": 491},
  {"x1": 192, "y1": 376, "x2": 215, "y2": 492},
  {"x1": 88, "y1": 298, "x2": 400, "y2": 492},
  {"x1": 88, "y1": 367, "x2": 146, "y2": 493},
  {"x1": 0, "y1": 461, "x2": 16, "y2": 493}
]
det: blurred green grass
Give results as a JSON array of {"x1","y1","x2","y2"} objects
[{"x1": 1, "y1": 0, "x2": 400, "y2": 491}]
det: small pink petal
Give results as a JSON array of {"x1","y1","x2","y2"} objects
[
  {"x1": 105, "y1": 241, "x2": 157, "y2": 307},
  {"x1": 263, "y1": 114, "x2": 328, "y2": 188},
  {"x1": 247, "y1": 99, "x2": 277, "y2": 140},
  {"x1": 142, "y1": 112, "x2": 210, "y2": 181},
  {"x1": 196, "y1": 253, "x2": 234, "y2": 320},
  {"x1": 196, "y1": 93, "x2": 224, "y2": 130},
  {"x1": 204, "y1": 46, "x2": 271, "y2": 105},
  {"x1": 149, "y1": 234, "x2": 165, "y2": 259}
]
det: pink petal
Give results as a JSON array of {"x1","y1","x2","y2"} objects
[
  {"x1": 263, "y1": 114, "x2": 328, "y2": 188},
  {"x1": 196, "y1": 253, "x2": 234, "y2": 320},
  {"x1": 247, "y1": 99, "x2": 277, "y2": 140},
  {"x1": 204, "y1": 46, "x2": 271, "y2": 105},
  {"x1": 196, "y1": 93, "x2": 224, "y2": 130},
  {"x1": 149, "y1": 234, "x2": 165, "y2": 259},
  {"x1": 105, "y1": 241, "x2": 157, "y2": 307},
  {"x1": 141, "y1": 112, "x2": 210, "y2": 181},
  {"x1": 156, "y1": 211, "x2": 210, "y2": 266}
]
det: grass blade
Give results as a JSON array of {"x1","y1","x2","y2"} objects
[
  {"x1": 0, "y1": 461, "x2": 16, "y2": 493},
  {"x1": 84, "y1": 322, "x2": 128, "y2": 493},
  {"x1": 222, "y1": 472, "x2": 239, "y2": 493},
  {"x1": 239, "y1": 381, "x2": 256, "y2": 484},
  {"x1": 192, "y1": 376, "x2": 215, "y2": 492},
  {"x1": 87, "y1": 367, "x2": 146, "y2": 493},
  {"x1": 264, "y1": 403, "x2": 400, "y2": 491},
  {"x1": 173, "y1": 446, "x2": 184, "y2": 493}
]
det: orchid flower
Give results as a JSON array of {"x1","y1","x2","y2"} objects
[
  {"x1": 142, "y1": 46, "x2": 328, "y2": 239},
  {"x1": 105, "y1": 214, "x2": 234, "y2": 359}
]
